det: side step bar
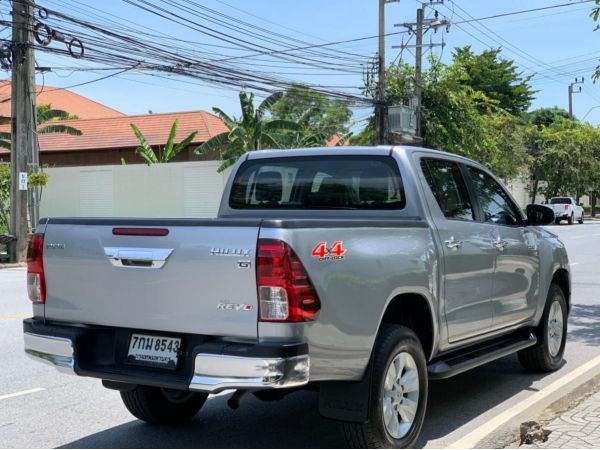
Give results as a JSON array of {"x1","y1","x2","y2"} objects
[{"x1": 428, "y1": 333, "x2": 537, "y2": 380}]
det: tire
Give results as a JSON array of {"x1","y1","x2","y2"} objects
[
  {"x1": 120, "y1": 386, "x2": 208, "y2": 425},
  {"x1": 342, "y1": 325, "x2": 428, "y2": 449},
  {"x1": 554, "y1": 218, "x2": 560, "y2": 225},
  {"x1": 518, "y1": 284, "x2": 568, "y2": 372},
  {"x1": 568, "y1": 213, "x2": 574, "y2": 225},
  {"x1": 579, "y1": 213, "x2": 584, "y2": 224}
]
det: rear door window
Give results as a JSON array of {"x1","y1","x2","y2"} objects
[
  {"x1": 420, "y1": 158, "x2": 475, "y2": 221},
  {"x1": 229, "y1": 156, "x2": 405, "y2": 210}
]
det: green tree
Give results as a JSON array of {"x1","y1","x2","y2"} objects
[
  {"x1": 523, "y1": 107, "x2": 570, "y2": 202},
  {"x1": 195, "y1": 91, "x2": 299, "y2": 172},
  {"x1": 130, "y1": 119, "x2": 198, "y2": 165},
  {"x1": 452, "y1": 46, "x2": 535, "y2": 114},
  {"x1": 592, "y1": 0, "x2": 600, "y2": 79},
  {"x1": 0, "y1": 104, "x2": 82, "y2": 149},
  {"x1": 385, "y1": 59, "x2": 529, "y2": 180},
  {"x1": 269, "y1": 84, "x2": 352, "y2": 145},
  {"x1": 535, "y1": 120, "x2": 600, "y2": 201}
]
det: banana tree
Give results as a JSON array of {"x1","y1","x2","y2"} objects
[
  {"x1": 195, "y1": 91, "x2": 300, "y2": 172},
  {"x1": 130, "y1": 119, "x2": 198, "y2": 165},
  {"x1": 0, "y1": 104, "x2": 82, "y2": 149}
]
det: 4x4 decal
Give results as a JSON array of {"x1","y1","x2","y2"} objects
[{"x1": 311, "y1": 241, "x2": 347, "y2": 261}]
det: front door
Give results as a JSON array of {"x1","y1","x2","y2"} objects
[
  {"x1": 465, "y1": 167, "x2": 539, "y2": 328},
  {"x1": 419, "y1": 158, "x2": 496, "y2": 342}
]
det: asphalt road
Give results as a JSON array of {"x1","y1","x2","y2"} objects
[{"x1": 1, "y1": 222, "x2": 599, "y2": 449}]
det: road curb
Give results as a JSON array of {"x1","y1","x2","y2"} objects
[{"x1": 448, "y1": 356, "x2": 600, "y2": 448}]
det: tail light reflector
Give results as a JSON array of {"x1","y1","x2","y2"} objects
[
  {"x1": 27, "y1": 233, "x2": 46, "y2": 304},
  {"x1": 257, "y1": 239, "x2": 320, "y2": 322}
]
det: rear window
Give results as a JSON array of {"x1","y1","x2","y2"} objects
[
  {"x1": 550, "y1": 197, "x2": 572, "y2": 204},
  {"x1": 229, "y1": 156, "x2": 405, "y2": 210}
]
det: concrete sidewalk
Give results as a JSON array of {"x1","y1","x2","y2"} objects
[{"x1": 521, "y1": 389, "x2": 600, "y2": 448}]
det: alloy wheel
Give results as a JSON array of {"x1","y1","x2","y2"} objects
[
  {"x1": 382, "y1": 352, "x2": 420, "y2": 439},
  {"x1": 547, "y1": 299, "x2": 564, "y2": 357}
]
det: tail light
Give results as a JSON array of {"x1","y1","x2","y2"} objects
[
  {"x1": 564, "y1": 205, "x2": 569, "y2": 211},
  {"x1": 27, "y1": 233, "x2": 46, "y2": 304},
  {"x1": 257, "y1": 239, "x2": 320, "y2": 322}
]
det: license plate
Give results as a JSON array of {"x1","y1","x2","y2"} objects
[{"x1": 127, "y1": 333, "x2": 181, "y2": 369}]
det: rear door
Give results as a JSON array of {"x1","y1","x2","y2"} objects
[
  {"x1": 419, "y1": 157, "x2": 495, "y2": 342},
  {"x1": 42, "y1": 220, "x2": 261, "y2": 339},
  {"x1": 465, "y1": 167, "x2": 538, "y2": 328}
]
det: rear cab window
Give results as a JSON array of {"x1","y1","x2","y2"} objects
[
  {"x1": 550, "y1": 197, "x2": 572, "y2": 204},
  {"x1": 229, "y1": 156, "x2": 405, "y2": 210}
]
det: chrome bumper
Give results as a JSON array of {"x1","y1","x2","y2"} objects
[
  {"x1": 24, "y1": 332, "x2": 75, "y2": 374},
  {"x1": 24, "y1": 330, "x2": 309, "y2": 393},
  {"x1": 189, "y1": 353, "x2": 310, "y2": 393}
]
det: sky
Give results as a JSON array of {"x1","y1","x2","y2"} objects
[{"x1": 3, "y1": 0, "x2": 600, "y2": 128}]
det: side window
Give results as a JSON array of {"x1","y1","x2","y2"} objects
[
  {"x1": 467, "y1": 167, "x2": 523, "y2": 226},
  {"x1": 420, "y1": 158, "x2": 475, "y2": 221}
]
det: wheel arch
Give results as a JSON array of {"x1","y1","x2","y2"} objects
[
  {"x1": 378, "y1": 291, "x2": 437, "y2": 361},
  {"x1": 552, "y1": 268, "x2": 571, "y2": 312}
]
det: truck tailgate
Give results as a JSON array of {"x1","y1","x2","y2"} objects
[{"x1": 42, "y1": 219, "x2": 261, "y2": 339}]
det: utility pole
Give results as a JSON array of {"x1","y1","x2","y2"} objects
[
  {"x1": 9, "y1": 0, "x2": 36, "y2": 262},
  {"x1": 414, "y1": 7, "x2": 424, "y2": 139},
  {"x1": 375, "y1": 0, "x2": 400, "y2": 145},
  {"x1": 394, "y1": 4, "x2": 448, "y2": 142},
  {"x1": 568, "y1": 77, "x2": 584, "y2": 119}
]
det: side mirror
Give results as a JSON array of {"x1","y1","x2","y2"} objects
[{"x1": 526, "y1": 204, "x2": 554, "y2": 226}]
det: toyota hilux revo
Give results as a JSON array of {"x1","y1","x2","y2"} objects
[{"x1": 23, "y1": 146, "x2": 569, "y2": 448}]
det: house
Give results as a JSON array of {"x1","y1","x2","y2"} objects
[{"x1": 0, "y1": 83, "x2": 228, "y2": 166}]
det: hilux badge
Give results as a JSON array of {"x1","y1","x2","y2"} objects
[{"x1": 210, "y1": 247, "x2": 251, "y2": 257}]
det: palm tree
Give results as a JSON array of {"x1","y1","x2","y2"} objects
[
  {"x1": 195, "y1": 91, "x2": 299, "y2": 172},
  {"x1": 130, "y1": 119, "x2": 198, "y2": 165},
  {"x1": 0, "y1": 104, "x2": 82, "y2": 149}
]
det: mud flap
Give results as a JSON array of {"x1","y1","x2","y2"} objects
[{"x1": 318, "y1": 360, "x2": 374, "y2": 423}]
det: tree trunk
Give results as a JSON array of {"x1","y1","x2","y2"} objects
[
  {"x1": 592, "y1": 192, "x2": 597, "y2": 217},
  {"x1": 530, "y1": 178, "x2": 539, "y2": 204}
]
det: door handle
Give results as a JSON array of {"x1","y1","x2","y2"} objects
[
  {"x1": 494, "y1": 239, "x2": 508, "y2": 251},
  {"x1": 444, "y1": 237, "x2": 462, "y2": 250},
  {"x1": 104, "y1": 247, "x2": 173, "y2": 269}
]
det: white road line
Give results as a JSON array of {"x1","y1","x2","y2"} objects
[
  {"x1": 570, "y1": 236, "x2": 585, "y2": 239},
  {"x1": 570, "y1": 262, "x2": 580, "y2": 266},
  {"x1": 592, "y1": 233, "x2": 600, "y2": 237},
  {"x1": 0, "y1": 388, "x2": 45, "y2": 401},
  {"x1": 447, "y1": 354, "x2": 600, "y2": 449}
]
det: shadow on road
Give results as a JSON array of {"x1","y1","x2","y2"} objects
[
  {"x1": 568, "y1": 303, "x2": 600, "y2": 347},
  {"x1": 60, "y1": 355, "x2": 551, "y2": 449}
]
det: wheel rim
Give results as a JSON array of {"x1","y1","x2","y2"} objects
[
  {"x1": 547, "y1": 299, "x2": 564, "y2": 357},
  {"x1": 382, "y1": 352, "x2": 420, "y2": 439}
]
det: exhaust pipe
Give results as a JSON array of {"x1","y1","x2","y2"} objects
[{"x1": 227, "y1": 390, "x2": 250, "y2": 410}]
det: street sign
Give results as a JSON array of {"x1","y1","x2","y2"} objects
[{"x1": 18, "y1": 172, "x2": 27, "y2": 191}]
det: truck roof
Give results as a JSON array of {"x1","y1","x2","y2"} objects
[{"x1": 246, "y1": 145, "x2": 486, "y2": 168}]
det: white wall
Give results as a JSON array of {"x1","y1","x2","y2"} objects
[{"x1": 40, "y1": 161, "x2": 231, "y2": 219}]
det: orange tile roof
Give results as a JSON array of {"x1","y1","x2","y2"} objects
[
  {"x1": 0, "y1": 110, "x2": 228, "y2": 154},
  {"x1": 0, "y1": 80, "x2": 125, "y2": 119}
]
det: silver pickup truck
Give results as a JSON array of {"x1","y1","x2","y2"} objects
[{"x1": 23, "y1": 146, "x2": 569, "y2": 448}]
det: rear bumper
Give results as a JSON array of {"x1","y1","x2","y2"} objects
[{"x1": 23, "y1": 318, "x2": 309, "y2": 393}]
